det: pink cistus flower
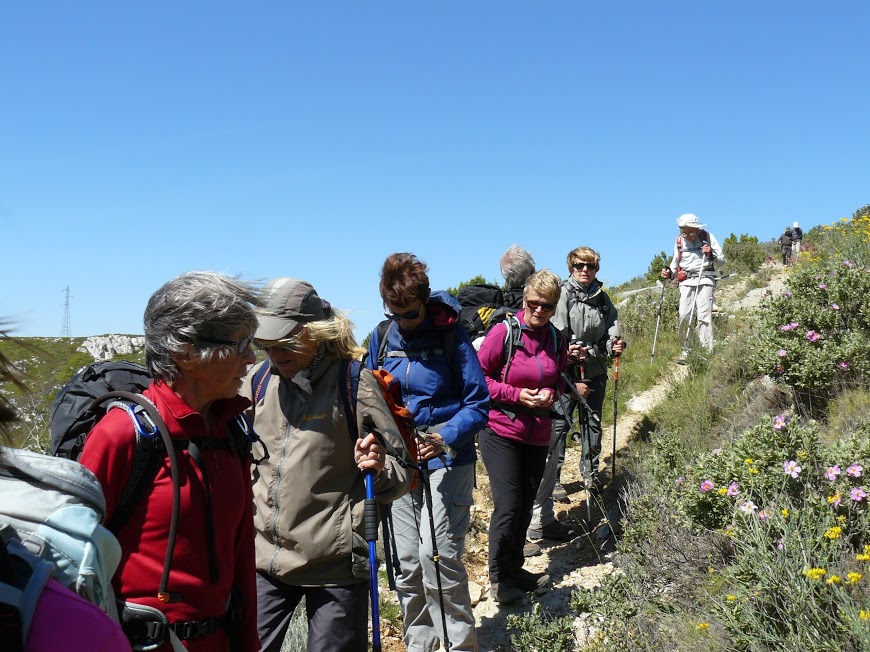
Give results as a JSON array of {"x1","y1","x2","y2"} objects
[
  {"x1": 848, "y1": 463, "x2": 864, "y2": 478},
  {"x1": 843, "y1": 260, "x2": 853, "y2": 268},
  {"x1": 850, "y1": 487, "x2": 867, "y2": 502},
  {"x1": 758, "y1": 509, "x2": 769, "y2": 522},
  {"x1": 806, "y1": 330, "x2": 820, "y2": 342},
  {"x1": 726, "y1": 482, "x2": 739, "y2": 497},
  {"x1": 818, "y1": 283, "x2": 827, "y2": 289},
  {"x1": 825, "y1": 465, "x2": 842, "y2": 482},
  {"x1": 700, "y1": 480, "x2": 714, "y2": 494},
  {"x1": 784, "y1": 290, "x2": 793, "y2": 298},
  {"x1": 831, "y1": 304, "x2": 840, "y2": 311},
  {"x1": 840, "y1": 361, "x2": 849, "y2": 370},
  {"x1": 783, "y1": 460, "x2": 802, "y2": 478},
  {"x1": 773, "y1": 413, "x2": 790, "y2": 431},
  {"x1": 777, "y1": 349, "x2": 787, "y2": 358}
]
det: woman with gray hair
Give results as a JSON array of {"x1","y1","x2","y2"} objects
[{"x1": 79, "y1": 271, "x2": 261, "y2": 652}]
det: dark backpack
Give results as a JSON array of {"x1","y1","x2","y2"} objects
[
  {"x1": 48, "y1": 360, "x2": 263, "y2": 605},
  {"x1": 456, "y1": 283, "x2": 505, "y2": 340}
]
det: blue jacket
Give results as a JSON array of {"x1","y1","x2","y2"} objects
[{"x1": 365, "y1": 291, "x2": 490, "y2": 469}]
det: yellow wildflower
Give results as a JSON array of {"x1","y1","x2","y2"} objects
[
  {"x1": 826, "y1": 575, "x2": 842, "y2": 585},
  {"x1": 797, "y1": 450, "x2": 809, "y2": 461},
  {"x1": 718, "y1": 487, "x2": 728, "y2": 495},
  {"x1": 847, "y1": 572, "x2": 862, "y2": 584},
  {"x1": 824, "y1": 526, "x2": 843, "y2": 540},
  {"x1": 804, "y1": 568, "x2": 826, "y2": 581},
  {"x1": 749, "y1": 467, "x2": 759, "y2": 475},
  {"x1": 860, "y1": 610, "x2": 870, "y2": 620},
  {"x1": 744, "y1": 458, "x2": 754, "y2": 465},
  {"x1": 781, "y1": 509, "x2": 790, "y2": 519},
  {"x1": 828, "y1": 493, "x2": 841, "y2": 504},
  {"x1": 696, "y1": 622, "x2": 710, "y2": 631},
  {"x1": 837, "y1": 515, "x2": 846, "y2": 523},
  {"x1": 856, "y1": 553, "x2": 870, "y2": 562},
  {"x1": 726, "y1": 595, "x2": 737, "y2": 602}
]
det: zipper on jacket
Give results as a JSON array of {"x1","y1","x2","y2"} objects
[{"x1": 267, "y1": 419, "x2": 291, "y2": 575}]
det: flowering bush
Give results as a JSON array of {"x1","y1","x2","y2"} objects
[{"x1": 748, "y1": 256, "x2": 870, "y2": 410}]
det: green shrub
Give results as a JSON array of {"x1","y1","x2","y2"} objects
[
  {"x1": 748, "y1": 259, "x2": 870, "y2": 412},
  {"x1": 722, "y1": 233, "x2": 766, "y2": 273},
  {"x1": 508, "y1": 601, "x2": 576, "y2": 652}
]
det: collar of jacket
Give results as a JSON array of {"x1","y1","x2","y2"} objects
[
  {"x1": 290, "y1": 348, "x2": 336, "y2": 395},
  {"x1": 566, "y1": 277, "x2": 603, "y2": 302}
]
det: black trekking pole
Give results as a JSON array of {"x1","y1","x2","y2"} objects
[
  {"x1": 650, "y1": 280, "x2": 666, "y2": 365},
  {"x1": 611, "y1": 351, "x2": 619, "y2": 480},
  {"x1": 418, "y1": 459, "x2": 451, "y2": 651}
]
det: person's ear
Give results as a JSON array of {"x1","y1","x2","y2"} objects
[{"x1": 172, "y1": 343, "x2": 198, "y2": 372}]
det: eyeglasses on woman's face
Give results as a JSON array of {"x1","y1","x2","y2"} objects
[
  {"x1": 526, "y1": 299, "x2": 556, "y2": 313},
  {"x1": 571, "y1": 261, "x2": 598, "y2": 272},
  {"x1": 198, "y1": 336, "x2": 254, "y2": 355}
]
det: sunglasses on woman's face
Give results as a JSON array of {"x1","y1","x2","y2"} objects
[
  {"x1": 384, "y1": 304, "x2": 422, "y2": 321},
  {"x1": 571, "y1": 262, "x2": 598, "y2": 271},
  {"x1": 253, "y1": 334, "x2": 303, "y2": 352},
  {"x1": 526, "y1": 300, "x2": 556, "y2": 313}
]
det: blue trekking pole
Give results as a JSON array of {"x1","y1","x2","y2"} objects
[{"x1": 362, "y1": 416, "x2": 382, "y2": 652}]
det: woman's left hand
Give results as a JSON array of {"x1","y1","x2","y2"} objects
[{"x1": 355, "y1": 433, "x2": 386, "y2": 475}]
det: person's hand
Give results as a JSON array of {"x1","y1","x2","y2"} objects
[
  {"x1": 417, "y1": 432, "x2": 445, "y2": 462},
  {"x1": 612, "y1": 337, "x2": 625, "y2": 357},
  {"x1": 568, "y1": 342, "x2": 587, "y2": 362},
  {"x1": 661, "y1": 267, "x2": 671, "y2": 279},
  {"x1": 355, "y1": 433, "x2": 386, "y2": 475},
  {"x1": 575, "y1": 382, "x2": 590, "y2": 398},
  {"x1": 518, "y1": 387, "x2": 553, "y2": 409},
  {"x1": 701, "y1": 243, "x2": 712, "y2": 257}
]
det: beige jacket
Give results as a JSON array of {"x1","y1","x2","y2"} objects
[{"x1": 242, "y1": 353, "x2": 412, "y2": 586}]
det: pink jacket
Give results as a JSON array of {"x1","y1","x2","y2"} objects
[
  {"x1": 26, "y1": 578, "x2": 131, "y2": 651},
  {"x1": 477, "y1": 311, "x2": 567, "y2": 446}
]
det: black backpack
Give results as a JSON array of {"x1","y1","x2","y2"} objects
[
  {"x1": 49, "y1": 360, "x2": 264, "y2": 605},
  {"x1": 456, "y1": 283, "x2": 505, "y2": 340}
]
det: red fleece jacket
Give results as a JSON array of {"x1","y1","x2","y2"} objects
[{"x1": 80, "y1": 382, "x2": 259, "y2": 652}]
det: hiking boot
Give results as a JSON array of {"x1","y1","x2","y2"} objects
[
  {"x1": 526, "y1": 525, "x2": 543, "y2": 541},
  {"x1": 514, "y1": 568, "x2": 550, "y2": 594},
  {"x1": 677, "y1": 351, "x2": 689, "y2": 365},
  {"x1": 523, "y1": 541, "x2": 542, "y2": 558},
  {"x1": 552, "y1": 482, "x2": 570, "y2": 503},
  {"x1": 540, "y1": 520, "x2": 578, "y2": 541},
  {"x1": 490, "y1": 580, "x2": 525, "y2": 605}
]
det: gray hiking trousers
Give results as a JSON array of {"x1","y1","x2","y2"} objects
[{"x1": 391, "y1": 463, "x2": 478, "y2": 652}]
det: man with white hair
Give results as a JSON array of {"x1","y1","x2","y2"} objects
[{"x1": 661, "y1": 214, "x2": 725, "y2": 362}]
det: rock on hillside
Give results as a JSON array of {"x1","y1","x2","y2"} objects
[{"x1": 78, "y1": 335, "x2": 144, "y2": 361}]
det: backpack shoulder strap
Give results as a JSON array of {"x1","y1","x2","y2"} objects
[
  {"x1": 500, "y1": 315, "x2": 523, "y2": 381},
  {"x1": 252, "y1": 361, "x2": 272, "y2": 405},
  {"x1": 375, "y1": 320, "x2": 393, "y2": 369},
  {"x1": 339, "y1": 359, "x2": 362, "y2": 439},
  {"x1": 0, "y1": 536, "x2": 54, "y2": 648}
]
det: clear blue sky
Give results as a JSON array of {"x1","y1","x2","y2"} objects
[{"x1": 3, "y1": 2, "x2": 868, "y2": 341}]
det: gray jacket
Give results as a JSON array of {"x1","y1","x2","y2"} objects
[
  {"x1": 553, "y1": 278, "x2": 621, "y2": 380},
  {"x1": 243, "y1": 352, "x2": 412, "y2": 586}
]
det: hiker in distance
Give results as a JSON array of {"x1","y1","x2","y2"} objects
[
  {"x1": 367, "y1": 253, "x2": 490, "y2": 652},
  {"x1": 500, "y1": 245, "x2": 536, "y2": 310},
  {"x1": 243, "y1": 278, "x2": 412, "y2": 652},
  {"x1": 79, "y1": 272, "x2": 261, "y2": 651},
  {"x1": 661, "y1": 213, "x2": 726, "y2": 362},
  {"x1": 791, "y1": 220, "x2": 803, "y2": 259},
  {"x1": 527, "y1": 248, "x2": 624, "y2": 548},
  {"x1": 0, "y1": 330, "x2": 132, "y2": 652},
  {"x1": 477, "y1": 270, "x2": 568, "y2": 604},
  {"x1": 778, "y1": 227, "x2": 793, "y2": 266}
]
